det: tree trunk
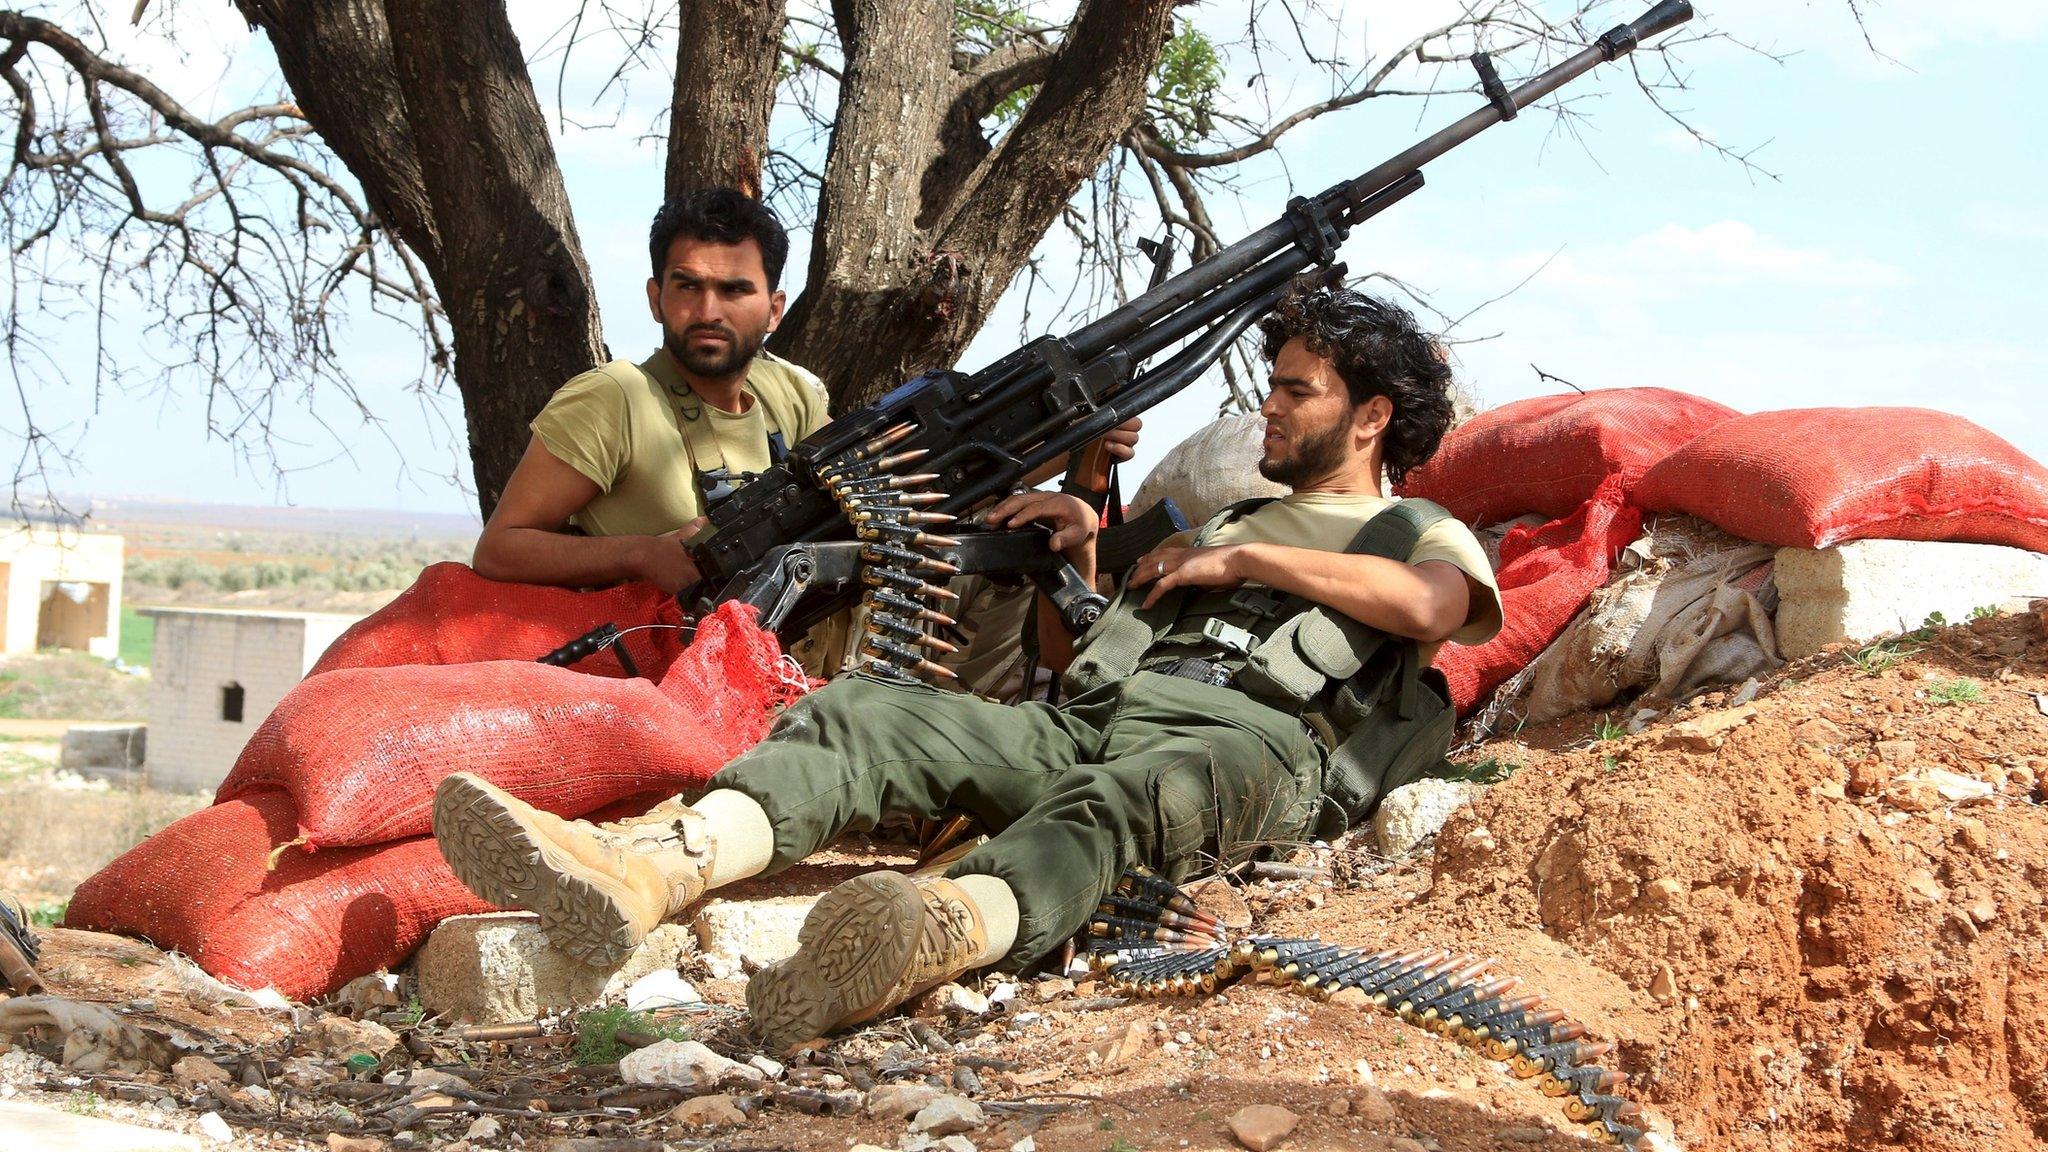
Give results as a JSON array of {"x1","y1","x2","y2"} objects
[
  {"x1": 240, "y1": 0, "x2": 603, "y2": 518},
  {"x1": 667, "y1": 2, "x2": 785, "y2": 200},
  {"x1": 773, "y1": 0, "x2": 1178, "y2": 412}
]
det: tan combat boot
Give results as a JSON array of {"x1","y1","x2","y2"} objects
[
  {"x1": 432, "y1": 773, "x2": 713, "y2": 967},
  {"x1": 746, "y1": 871, "x2": 989, "y2": 1053}
]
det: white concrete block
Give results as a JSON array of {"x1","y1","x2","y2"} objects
[
  {"x1": 60, "y1": 723, "x2": 146, "y2": 771},
  {"x1": 690, "y1": 894, "x2": 818, "y2": 972},
  {"x1": 1773, "y1": 540, "x2": 2048, "y2": 658},
  {"x1": 414, "y1": 912, "x2": 697, "y2": 1024}
]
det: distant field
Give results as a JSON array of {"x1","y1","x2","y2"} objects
[
  {"x1": 118, "y1": 604, "x2": 153, "y2": 668},
  {"x1": 88, "y1": 495, "x2": 481, "y2": 613}
]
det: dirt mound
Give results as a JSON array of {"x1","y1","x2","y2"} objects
[{"x1": 1299, "y1": 608, "x2": 2048, "y2": 1150}]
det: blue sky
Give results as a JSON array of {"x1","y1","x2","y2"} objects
[{"x1": 24, "y1": 0, "x2": 2047, "y2": 516}]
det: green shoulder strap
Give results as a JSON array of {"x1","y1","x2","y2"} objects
[{"x1": 1061, "y1": 497, "x2": 1276, "y2": 695}]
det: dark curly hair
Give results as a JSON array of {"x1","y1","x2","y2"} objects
[
  {"x1": 648, "y1": 188, "x2": 790, "y2": 288},
  {"x1": 1257, "y1": 272, "x2": 1455, "y2": 486}
]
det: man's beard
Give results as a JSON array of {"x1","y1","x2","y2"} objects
[
  {"x1": 665, "y1": 323, "x2": 765, "y2": 380},
  {"x1": 1257, "y1": 417, "x2": 1350, "y2": 488}
]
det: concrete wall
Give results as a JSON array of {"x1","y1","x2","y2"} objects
[
  {"x1": 0, "y1": 530, "x2": 124, "y2": 659},
  {"x1": 1775, "y1": 539, "x2": 2048, "y2": 658},
  {"x1": 141, "y1": 608, "x2": 363, "y2": 794}
]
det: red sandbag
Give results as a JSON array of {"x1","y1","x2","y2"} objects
[
  {"x1": 1398, "y1": 389, "x2": 1738, "y2": 526},
  {"x1": 65, "y1": 790, "x2": 495, "y2": 1001},
  {"x1": 1635, "y1": 407, "x2": 2048, "y2": 553},
  {"x1": 218, "y1": 601, "x2": 804, "y2": 850},
  {"x1": 1434, "y1": 475, "x2": 1645, "y2": 714},
  {"x1": 309, "y1": 562, "x2": 689, "y2": 678}
]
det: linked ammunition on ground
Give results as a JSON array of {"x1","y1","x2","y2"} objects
[{"x1": 1080, "y1": 866, "x2": 1648, "y2": 1149}]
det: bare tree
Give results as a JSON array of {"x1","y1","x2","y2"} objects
[{"x1": 0, "y1": 0, "x2": 1760, "y2": 517}]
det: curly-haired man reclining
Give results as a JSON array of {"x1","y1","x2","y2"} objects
[{"x1": 431, "y1": 275, "x2": 1502, "y2": 1051}]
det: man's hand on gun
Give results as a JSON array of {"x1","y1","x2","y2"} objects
[{"x1": 983, "y1": 491, "x2": 1100, "y2": 569}]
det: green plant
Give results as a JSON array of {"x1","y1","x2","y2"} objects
[
  {"x1": 402, "y1": 997, "x2": 425, "y2": 1026},
  {"x1": 1594, "y1": 714, "x2": 1627, "y2": 741},
  {"x1": 1969, "y1": 604, "x2": 1999, "y2": 621},
  {"x1": 1106, "y1": 1138, "x2": 1141, "y2": 1152},
  {"x1": 1097, "y1": 1116, "x2": 1116, "y2": 1131},
  {"x1": 1443, "y1": 757, "x2": 1521, "y2": 785},
  {"x1": 1926, "y1": 677, "x2": 1983, "y2": 706},
  {"x1": 61, "y1": 1092, "x2": 101, "y2": 1116},
  {"x1": 1848, "y1": 635, "x2": 1917, "y2": 677},
  {"x1": 1601, "y1": 755, "x2": 1620, "y2": 773},
  {"x1": 29, "y1": 900, "x2": 66, "y2": 927},
  {"x1": 571, "y1": 1006, "x2": 689, "y2": 1066}
]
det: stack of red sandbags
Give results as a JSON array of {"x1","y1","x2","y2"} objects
[
  {"x1": 68, "y1": 586, "x2": 803, "y2": 1001},
  {"x1": 1635, "y1": 407, "x2": 2048, "y2": 553},
  {"x1": 1403, "y1": 389, "x2": 1737, "y2": 714}
]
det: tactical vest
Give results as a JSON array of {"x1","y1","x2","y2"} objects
[{"x1": 1064, "y1": 497, "x2": 1459, "y2": 839}]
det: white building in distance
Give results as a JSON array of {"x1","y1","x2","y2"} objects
[
  {"x1": 0, "y1": 528, "x2": 125, "y2": 659},
  {"x1": 140, "y1": 607, "x2": 363, "y2": 793}
]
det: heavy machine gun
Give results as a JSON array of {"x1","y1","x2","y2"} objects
[{"x1": 679, "y1": 1, "x2": 1694, "y2": 682}]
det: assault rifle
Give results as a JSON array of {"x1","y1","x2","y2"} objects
[{"x1": 673, "y1": 1, "x2": 1694, "y2": 681}]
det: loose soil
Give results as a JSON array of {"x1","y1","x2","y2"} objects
[{"x1": 5, "y1": 609, "x2": 2046, "y2": 1152}]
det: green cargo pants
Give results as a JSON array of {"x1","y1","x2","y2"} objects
[{"x1": 705, "y1": 670, "x2": 1324, "y2": 969}]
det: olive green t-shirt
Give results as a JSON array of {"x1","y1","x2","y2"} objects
[
  {"x1": 1203, "y1": 491, "x2": 1504, "y2": 661},
  {"x1": 531, "y1": 348, "x2": 829, "y2": 537}
]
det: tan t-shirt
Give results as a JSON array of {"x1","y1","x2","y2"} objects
[
  {"x1": 531, "y1": 348, "x2": 829, "y2": 537},
  {"x1": 1202, "y1": 491, "x2": 1504, "y2": 661}
]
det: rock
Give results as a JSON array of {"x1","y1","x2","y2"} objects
[
  {"x1": 622, "y1": 970, "x2": 699, "y2": 1011},
  {"x1": 464, "y1": 1117, "x2": 502, "y2": 1141},
  {"x1": 1329, "y1": 987, "x2": 1370, "y2": 1008},
  {"x1": 415, "y1": 914, "x2": 697, "y2": 1024},
  {"x1": 1032, "y1": 978, "x2": 1074, "y2": 1002},
  {"x1": 1459, "y1": 825, "x2": 1496, "y2": 854},
  {"x1": 173, "y1": 1055, "x2": 234, "y2": 1089},
  {"x1": 400, "y1": 1069, "x2": 470, "y2": 1092},
  {"x1": 1659, "y1": 704, "x2": 1757, "y2": 752},
  {"x1": 1790, "y1": 718, "x2": 1842, "y2": 747},
  {"x1": 691, "y1": 895, "x2": 818, "y2": 971},
  {"x1": 1905, "y1": 869, "x2": 1946, "y2": 903},
  {"x1": 326, "y1": 1136, "x2": 382, "y2": 1152},
  {"x1": 619, "y1": 1039, "x2": 765, "y2": 1088},
  {"x1": 912, "y1": 1095, "x2": 987, "y2": 1135},
  {"x1": 939, "y1": 983, "x2": 989, "y2": 1016},
  {"x1": 867, "y1": 1082, "x2": 946, "y2": 1119},
  {"x1": 1183, "y1": 877, "x2": 1254, "y2": 930},
  {"x1": 1373, "y1": 780, "x2": 1490, "y2": 857},
  {"x1": 747, "y1": 1054, "x2": 785, "y2": 1079},
  {"x1": 1921, "y1": 768, "x2": 1995, "y2": 804},
  {"x1": 1875, "y1": 740, "x2": 1918, "y2": 765},
  {"x1": 1649, "y1": 964, "x2": 1678, "y2": 1004},
  {"x1": 331, "y1": 973, "x2": 404, "y2": 1015},
  {"x1": 1966, "y1": 895, "x2": 1998, "y2": 925},
  {"x1": 1643, "y1": 878, "x2": 1685, "y2": 908},
  {"x1": 1352, "y1": 1085, "x2": 1396, "y2": 1123},
  {"x1": 1327, "y1": 1098, "x2": 1350, "y2": 1117},
  {"x1": 1226, "y1": 1104, "x2": 1299, "y2": 1151},
  {"x1": 931, "y1": 1138, "x2": 978, "y2": 1152},
  {"x1": 1847, "y1": 758, "x2": 1892, "y2": 797},
  {"x1": 305, "y1": 1015, "x2": 400, "y2": 1060},
  {"x1": 1011, "y1": 1139, "x2": 1036, "y2": 1152},
  {"x1": 1883, "y1": 777, "x2": 1944, "y2": 813},
  {"x1": 669, "y1": 1093, "x2": 748, "y2": 1128},
  {"x1": 849, "y1": 1146, "x2": 898, "y2": 1152},
  {"x1": 197, "y1": 1112, "x2": 233, "y2": 1143}
]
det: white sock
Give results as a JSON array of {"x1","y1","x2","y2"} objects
[
  {"x1": 950, "y1": 873, "x2": 1020, "y2": 967},
  {"x1": 693, "y1": 789, "x2": 774, "y2": 888}
]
